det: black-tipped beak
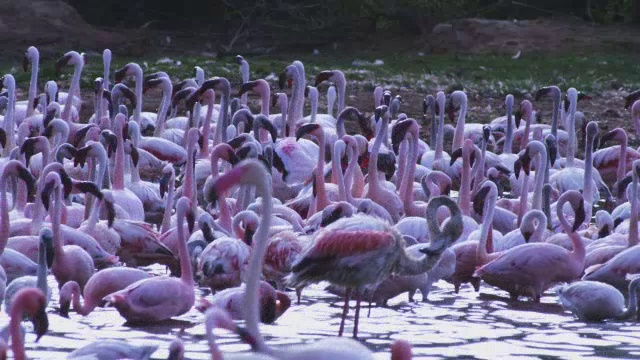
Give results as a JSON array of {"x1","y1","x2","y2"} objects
[
  {"x1": 314, "y1": 70, "x2": 333, "y2": 87},
  {"x1": 599, "y1": 130, "x2": 617, "y2": 149},
  {"x1": 105, "y1": 198, "x2": 116, "y2": 227},
  {"x1": 23, "y1": 54, "x2": 29, "y2": 72},
  {"x1": 59, "y1": 170, "x2": 73, "y2": 199},
  {"x1": 534, "y1": 87, "x2": 552, "y2": 101},
  {"x1": 514, "y1": 157, "x2": 522, "y2": 179},
  {"x1": 238, "y1": 81, "x2": 259, "y2": 97},
  {"x1": 472, "y1": 186, "x2": 490, "y2": 216},
  {"x1": 43, "y1": 107, "x2": 57, "y2": 129},
  {"x1": 522, "y1": 231, "x2": 532, "y2": 242},
  {"x1": 94, "y1": 78, "x2": 104, "y2": 95},
  {"x1": 625, "y1": 90, "x2": 640, "y2": 110},
  {"x1": 278, "y1": 71, "x2": 288, "y2": 90},
  {"x1": 159, "y1": 172, "x2": 171, "y2": 198},
  {"x1": 20, "y1": 137, "x2": 38, "y2": 168},
  {"x1": 71, "y1": 124, "x2": 98, "y2": 148},
  {"x1": 483, "y1": 126, "x2": 491, "y2": 142},
  {"x1": 546, "y1": 142, "x2": 557, "y2": 167},
  {"x1": 391, "y1": 120, "x2": 412, "y2": 155},
  {"x1": 201, "y1": 222, "x2": 215, "y2": 243},
  {"x1": 0, "y1": 128, "x2": 6, "y2": 149},
  {"x1": 450, "y1": 148, "x2": 462, "y2": 166},
  {"x1": 76, "y1": 181, "x2": 102, "y2": 200},
  {"x1": 143, "y1": 78, "x2": 162, "y2": 95},
  {"x1": 74, "y1": 145, "x2": 90, "y2": 168},
  {"x1": 59, "y1": 300, "x2": 70, "y2": 318},
  {"x1": 114, "y1": 65, "x2": 129, "y2": 84},
  {"x1": 17, "y1": 165, "x2": 36, "y2": 202},
  {"x1": 295, "y1": 123, "x2": 321, "y2": 141},
  {"x1": 44, "y1": 234, "x2": 55, "y2": 269},
  {"x1": 573, "y1": 200, "x2": 586, "y2": 232},
  {"x1": 227, "y1": 135, "x2": 247, "y2": 150},
  {"x1": 55, "y1": 54, "x2": 71, "y2": 77},
  {"x1": 130, "y1": 146, "x2": 139, "y2": 167},
  {"x1": 32, "y1": 305, "x2": 49, "y2": 342},
  {"x1": 321, "y1": 206, "x2": 343, "y2": 227},
  {"x1": 120, "y1": 85, "x2": 137, "y2": 108}
]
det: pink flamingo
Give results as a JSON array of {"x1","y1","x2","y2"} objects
[
  {"x1": 474, "y1": 190, "x2": 586, "y2": 302},
  {"x1": 103, "y1": 196, "x2": 195, "y2": 323},
  {"x1": 110, "y1": 113, "x2": 145, "y2": 221},
  {"x1": 557, "y1": 274, "x2": 640, "y2": 321},
  {"x1": 593, "y1": 127, "x2": 640, "y2": 195},
  {"x1": 43, "y1": 171, "x2": 95, "y2": 291},
  {"x1": 59, "y1": 266, "x2": 151, "y2": 317},
  {"x1": 8, "y1": 288, "x2": 48, "y2": 360},
  {"x1": 206, "y1": 159, "x2": 414, "y2": 359}
]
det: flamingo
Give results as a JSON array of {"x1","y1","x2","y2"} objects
[
  {"x1": 4, "y1": 227, "x2": 51, "y2": 315},
  {"x1": 593, "y1": 127, "x2": 640, "y2": 195},
  {"x1": 114, "y1": 62, "x2": 157, "y2": 128},
  {"x1": 67, "y1": 340, "x2": 158, "y2": 360},
  {"x1": 7, "y1": 288, "x2": 49, "y2": 360},
  {"x1": 557, "y1": 275, "x2": 640, "y2": 322},
  {"x1": 206, "y1": 159, "x2": 414, "y2": 358},
  {"x1": 103, "y1": 196, "x2": 195, "y2": 323},
  {"x1": 474, "y1": 190, "x2": 586, "y2": 302},
  {"x1": 54, "y1": 51, "x2": 82, "y2": 123},
  {"x1": 43, "y1": 171, "x2": 95, "y2": 291},
  {"x1": 59, "y1": 266, "x2": 151, "y2": 317}
]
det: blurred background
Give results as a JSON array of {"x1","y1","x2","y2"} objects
[{"x1": 8, "y1": 0, "x2": 640, "y2": 58}]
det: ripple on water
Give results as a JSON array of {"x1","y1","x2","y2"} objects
[{"x1": 7, "y1": 269, "x2": 640, "y2": 359}]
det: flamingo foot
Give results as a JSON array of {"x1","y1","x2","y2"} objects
[
  {"x1": 295, "y1": 287, "x2": 302, "y2": 305},
  {"x1": 471, "y1": 278, "x2": 481, "y2": 292}
]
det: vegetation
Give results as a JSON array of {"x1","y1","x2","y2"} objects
[{"x1": 5, "y1": 50, "x2": 640, "y2": 99}]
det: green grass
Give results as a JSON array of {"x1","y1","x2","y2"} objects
[{"x1": 3, "y1": 50, "x2": 640, "y2": 98}]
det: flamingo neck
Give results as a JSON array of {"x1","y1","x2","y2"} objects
[
  {"x1": 294, "y1": 64, "x2": 306, "y2": 124},
  {"x1": 629, "y1": 172, "x2": 638, "y2": 247},
  {"x1": 459, "y1": 150, "x2": 472, "y2": 216},
  {"x1": 261, "y1": 89, "x2": 270, "y2": 117},
  {"x1": 103, "y1": 51, "x2": 111, "y2": 90},
  {"x1": 551, "y1": 96, "x2": 560, "y2": 138},
  {"x1": 95, "y1": 87, "x2": 104, "y2": 121},
  {"x1": 183, "y1": 146, "x2": 195, "y2": 203},
  {"x1": 52, "y1": 186, "x2": 65, "y2": 259},
  {"x1": 368, "y1": 114, "x2": 388, "y2": 192},
  {"x1": 314, "y1": 131, "x2": 328, "y2": 209},
  {"x1": 245, "y1": 180, "x2": 271, "y2": 352},
  {"x1": 9, "y1": 303, "x2": 26, "y2": 360},
  {"x1": 618, "y1": 134, "x2": 628, "y2": 185},
  {"x1": 218, "y1": 89, "x2": 230, "y2": 143},
  {"x1": 113, "y1": 124, "x2": 126, "y2": 190},
  {"x1": 309, "y1": 92, "x2": 317, "y2": 123},
  {"x1": 532, "y1": 145, "x2": 547, "y2": 211},
  {"x1": 278, "y1": 97, "x2": 288, "y2": 139},
  {"x1": 344, "y1": 144, "x2": 358, "y2": 204},
  {"x1": 287, "y1": 76, "x2": 298, "y2": 135},
  {"x1": 36, "y1": 239, "x2": 48, "y2": 295},
  {"x1": 521, "y1": 113, "x2": 531, "y2": 151},
  {"x1": 153, "y1": 84, "x2": 172, "y2": 137},
  {"x1": 201, "y1": 100, "x2": 214, "y2": 157},
  {"x1": 624, "y1": 279, "x2": 640, "y2": 318},
  {"x1": 335, "y1": 72, "x2": 346, "y2": 114},
  {"x1": 396, "y1": 140, "x2": 408, "y2": 198},
  {"x1": 558, "y1": 202, "x2": 585, "y2": 261},
  {"x1": 177, "y1": 207, "x2": 194, "y2": 285},
  {"x1": 86, "y1": 196, "x2": 101, "y2": 229},
  {"x1": 403, "y1": 134, "x2": 420, "y2": 215},
  {"x1": 583, "y1": 134, "x2": 595, "y2": 211},
  {"x1": 452, "y1": 97, "x2": 467, "y2": 152},
  {"x1": 3, "y1": 81, "x2": 16, "y2": 157},
  {"x1": 566, "y1": 100, "x2": 577, "y2": 167},
  {"x1": 504, "y1": 105, "x2": 513, "y2": 154},
  {"x1": 476, "y1": 189, "x2": 497, "y2": 265},
  {"x1": 0, "y1": 175, "x2": 8, "y2": 254},
  {"x1": 475, "y1": 141, "x2": 487, "y2": 192},
  {"x1": 435, "y1": 109, "x2": 445, "y2": 160},
  {"x1": 70, "y1": 282, "x2": 90, "y2": 315},
  {"x1": 62, "y1": 62, "x2": 82, "y2": 121},
  {"x1": 517, "y1": 174, "x2": 529, "y2": 226},
  {"x1": 217, "y1": 190, "x2": 232, "y2": 233},
  {"x1": 27, "y1": 53, "x2": 39, "y2": 118},
  {"x1": 333, "y1": 145, "x2": 347, "y2": 201},
  {"x1": 161, "y1": 178, "x2": 175, "y2": 234}
]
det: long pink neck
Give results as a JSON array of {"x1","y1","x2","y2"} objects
[
  {"x1": 396, "y1": 140, "x2": 408, "y2": 198},
  {"x1": 113, "y1": 122, "x2": 125, "y2": 190},
  {"x1": 629, "y1": 171, "x2": 638, "y2": 247},
  {"x1": 27, "y1": 50, "x2": 39, "y2": 118},
  {"x1": 200, "y1": 94, "x2": 215, "y2": 157},
  {"x1": 560, "y1": 204, "x2": 585, "y2": 262},
  {"x1": 403, "y1": 133, "x2": 421, "y2": 216},
  {"x1": 332, "y1": 143, "x2": 347, "y2": 201},
  {"x1": 459, "y1": 146, "x2": 472, "y2": 216},
  {"x1": 476, "y1": 186, "x2": 497, "y2": 265},
  {"x1": 335, "y1": 71, "x2": 346, "y2": 113},
  {"x1": 517, "y1": 174, "x2": 529, "y2": 226},
  {"x1": 314, "y1": 131, "x2": 328, "y2": 210},
  {"x1": 70, "y1": 282, "x2": 92, "y2": 315},
  {"x1": 368, "y1": 114, "x2": 388, "y2": 195},
  {"x1": 452, "y1": 96, "x2": 467, "y2": 152},
  {"x1": 52, "y1": 185, "x2": 65, "y2": 267},
  {"x1": 183, "y1": 141, "x2": 196, "y2": 204},
  {"x1": 0, "y1": 174, "x2": 8, "y2": 255},
  {"x1": 3, "y1": 79, "x2": 16, "y2": 157},
  {"x1": 583, "y1": 132, "x2": 595, "y2": 211},
  {"x1": 618, "y1": 132, "x2": 628, "y2": 185},
  {"x1": 153, "y1": 81, "x2": 172, "y2": 137},
  {"x1": 9, "y1": 302, "x2": 26, "y2": 360},
  {"x1": 161, "y1": 176, "x2": 175, "y2": 234},
  {"x1": 62, "y1": 61, "x2": 82, "y2": 121},
  {"x1": 177, "y1": 204, "x2": 194, "y2": 285}
]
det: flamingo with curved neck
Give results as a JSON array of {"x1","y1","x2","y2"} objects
[
  {"x1": 8, "y1": 288, "x2": 48, "y2": 360},
  {"x1": 56, "y1": 51, "x2": 84, "y2": 122},
  {"x1": 24, "y1": 46, "x2": 39, "y2": 118}
]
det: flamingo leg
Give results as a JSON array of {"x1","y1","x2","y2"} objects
[
  {"x1": 296, "y1": 287, "x2": 302, "y2": 305},
  {"x1": 353, "y1": 288, "x2": 362, "y2": 338},
  {"x1": 338, "y1": 287, "x2": 352, "y2": 337}
]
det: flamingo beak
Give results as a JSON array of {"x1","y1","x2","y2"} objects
[
  {"x1": 295, "y1": 123, "x2": 321, "y2": 142},
  {"x1": 59, "y1": 169, "x2": 73, "y2": 199},
  {"x1": 238, "y1": 81, "x2": 259, "y2": 97},
  {"x1": 159, "y1": 172, "x2": 171, "y2": 199},
  {"x1": 625, "y1": 90, "x2": 640, "y2": 110},
  {"x1": 16, "y1": 164, "x2": 36, "y2": 202},
  {"x1": 534, "y1": 87, "x2": 552, "y2": 101},
  {"x1": 32, "y1": 305, "x2": 49, "y2": 342},
  {"x1": 320, "y1": 206, "x2": 343, "y2": 227},
  {"x1": 449, "y1": 148, "x2": 462, "y2": 166},
  {"x1": 55, "y1": 54, "x2": 71, "y2": 77},
  {"x1": 0, "y1": 128, "x2": 5, "y2": 150},
  {"x1": 314, "y1": 70, "x2": 333, "y2": 87},
  {"x1": 114, "y1": 65, "x2": 129, "y2": 84},
  {"x1": 105, "y1": 198, "x2": 116, "y2": 227},
  {"x1": 573, "y1": 200, "x2": 586, "y2": 232},
  {"x1": 23, "y1": 54, "x2": 29, "y2": 72},
  {"x1": 522, "y1": 231, "x2": 532, "y2": 242},
  {"x1": 20, "y1": 137, "x2": 38, "y2": 168},
  {"x1": 472, "y1": 185, "x2": 490, "y2": 216},
  {"x1": 391, "y1": 120, "x2": 412, "y2": 155}
]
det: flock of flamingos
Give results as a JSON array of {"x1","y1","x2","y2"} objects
[{"x1": 1, "y1": 45, "x2": 640, "y2": 359}]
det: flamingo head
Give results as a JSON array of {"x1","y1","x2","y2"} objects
[
  {"x1": 314, "y1": 70, "x2": 334, "y2": 87},
  {"x1": 544, "y1": 134, "x2": 557, "y2": 167},
  {"x1": 391, "y1": 119, "x2": 415, "y2": 155},
  {"x1": 626, "y1": 90, "x2": 640, "y2": 110},
  {"x1": 472, "y1": 182, "x2": 491, "y2": 216},
  {"x1": 114, "y1": 64, "x2": 130, "y2": 83},
  {"x1": 534, "y1": 86, "x2": 561, "y2": 102},
  {"x1": 295, "y1": 123, "x2": 322, "y2": 142}
]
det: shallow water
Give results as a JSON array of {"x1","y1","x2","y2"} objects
[{"x1": 10, "y1": 264, "x2": 640, "y2": 360}]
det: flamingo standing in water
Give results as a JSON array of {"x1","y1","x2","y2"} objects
[
  {"x1": 206, "y1": 159, "x2": 415, "y2": 359},
  {"x1": 474, "y1": 190, "x2": 586, "y2": 302}
]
